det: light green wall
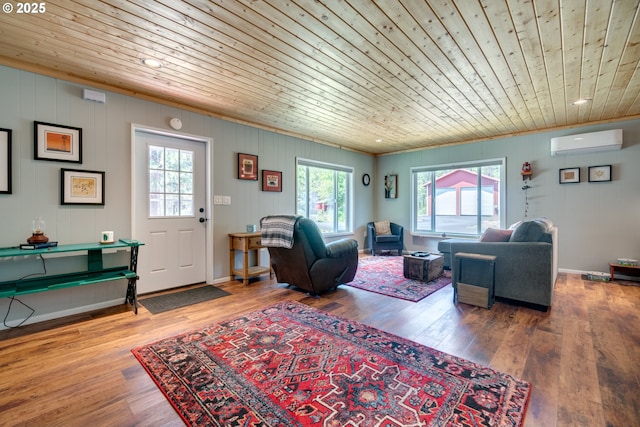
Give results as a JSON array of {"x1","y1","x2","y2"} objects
[
  {"x1": 1, "y1": 64, "x2": 638, "y2": 325},
  {"x1": 377, "y1": 123, "x2": 640, "y2": 273},
  {"x1": 0, "y1": 66, "x2": 374, "y2": 325}
]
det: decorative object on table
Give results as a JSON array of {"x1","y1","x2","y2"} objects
[
  {"x1": 245, "y1": 224, "x2": 257, "y2": 233},
  {"x1": 237, "y1": 152, "x2": 258, "y2": 180},
  {"x1": 588, "y1": 164, "x2": 612, "y2": 182},
  {"x1": 362, "y1": 173, "x2": 370, "y2": 186},
  {"x1": 261, "y1": 169, "x2": 282, "y2": 191},
  {"x1": 132, "y1": 301, "x2": 531, "y2": 427},
  {"x1": 586, "y1": 271, "x2": 611, "y2": 282},
  {"x1": 559, "y1": 167, "x2": 580, "y2": 184},
  {"x1": 34, "y1": 121, "x2": 82, "y2": 163},
  {"x1": 60, "y1": 168, "x2": 105, "y2": 205},
  {"x1": 617, "y1": 258, "x2": 638, "y2": 266},
  {"x1": 0, "y1": 128, "x2": 11, "y2": 194},
  {"x1": 347, "y1": 255, "x2": 450, "y2": 302},
  {"x1": 26, "y1": 217, "x2": 49, "y2": 244},
  {"x1": 384, "y1": 173, "x2": 397, "y2": 198},
  {"x1": 100, "y1": 231, "x2": 115, "y2": 244}
]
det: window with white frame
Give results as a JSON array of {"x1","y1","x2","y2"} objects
[
  {"x1": 411, "y1": 159, "x2": 505, "y2": 236},
  {"x1": 296, "y1": 158, "x2": 353, "y2": 234}
]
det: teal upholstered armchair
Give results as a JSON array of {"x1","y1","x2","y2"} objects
[{"x1": 367, "y1": 221, "x2": 404, "y2": 256}]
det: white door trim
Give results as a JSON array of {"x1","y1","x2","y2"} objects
[{"x1": 130, "y1": 123, "x2": 214, "y2": 284}]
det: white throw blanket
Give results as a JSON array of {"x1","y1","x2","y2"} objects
[{"x1": 260, "y1": 215, "x2": 300, "y2": 249}]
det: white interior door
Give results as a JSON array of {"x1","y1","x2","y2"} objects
[{"x1": 133, "y1": 129, "x2": 208, "y2": 294}]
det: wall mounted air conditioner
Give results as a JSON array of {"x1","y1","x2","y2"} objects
[{"x1": 550, "y1": 129, "x2": 622, "y2": 156}]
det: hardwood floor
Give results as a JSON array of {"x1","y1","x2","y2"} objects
[{"x1": 0, "y1": 271, "x2": 638, "y2": 426}]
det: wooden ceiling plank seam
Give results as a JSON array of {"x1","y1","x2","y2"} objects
[
  {"x1": 560, "y1": 0, "x2": 588, "y2": 125},
  {"x1": 307, "y1": 0, "x2": 481, "y2": 127},
  {"x1": 83, "y1": 0, "x2": 386, "y2": 127},
  {"x1": 600, "y1": 3, "x2": 640, "y2": 118},
  {"x1": 372, "y1": 0, "x2": 516, "y2": 137},
  {"x1": 571, "y1": 0, "x2": 611, "y2": 123},
  {"x1": 588, "y1": 0, "x2": 639, "y2": 120},
  {"x1": 535, "y1": 0, "x2": 570, "y2": 126},
  {"x1": 285, "y1": 0, "x2": 478, "y2": 136},
  {"x1": 439, "y1": 0, "x2": 532, "y2": 133},
  {"x1": 477, "y1": 0, "x2": 547, "y2": 130},
  {"x1": 508, "y1": 0, "x2": 559, "y2": 129},
  {"x1": 446, "y1": 0, "x2": 533, "y2": 132},
  {"x1": 337, "y1": 0, "x2": 499, "y2": 135},
  {"x1": 282, "y1": 0, "x2": 477, "y2": 141}
]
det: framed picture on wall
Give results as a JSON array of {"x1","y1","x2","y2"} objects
[
  {"x1": 237, "y1": 153, "x2": 258, "y2": 180},
  {"x1": 588, "y1": 165, "x2": 612, "y2": 182},
  {"x1": 0, "y1": 128, "x2": 11, "y2": 194},
  {"x1": 385, "y1": 174, "x2": 398, "y2": 198},
  {"x1": 559, "y1": 167, "x2": 580, "y2": 184},
  {"x1": 262, "y1": 170, "x2": 282, "y2": 192},
  {"x1": 34, "y1": 121, "x2": 82, "y2": 163},
  {"x1": 61, "y1": 168, "x2": 105, "y2": 205}
]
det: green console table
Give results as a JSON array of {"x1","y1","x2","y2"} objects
[{"x1": 0, "y1": 239, "x2": 144, "y2": 315}]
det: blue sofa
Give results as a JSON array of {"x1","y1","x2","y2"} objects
[{"x1": 438, "y1": 219, "x2": 558, "y2": 310}]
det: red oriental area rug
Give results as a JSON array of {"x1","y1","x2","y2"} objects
[
  {"x1": 346, "y1": 256, "x2": 451, "y2": 302},
  {"x1": 132, "y1": 301, "x2": 531, "y2": 426}
]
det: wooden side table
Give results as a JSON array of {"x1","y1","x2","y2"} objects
[
  {"x1": 609, "y1": 262, "x2": 640, "y2": 281},
  {"x1": 229, "y1": 232, "x2": 272, "y2": 285}
]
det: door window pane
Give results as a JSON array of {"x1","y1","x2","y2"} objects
[{"x1": 148, "y1": 145, "x2": 195, "y2": 217}]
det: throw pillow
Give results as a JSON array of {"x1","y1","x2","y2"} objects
[
  {"x1": 509, "y1": 220, "x2": 547, "y2": 242},
  {"x1": 480, "y1": 228, "x2": 513, "y2": 242},
  {"x1": 374, "y1": 220, "x2": 392, "y2": 235}
]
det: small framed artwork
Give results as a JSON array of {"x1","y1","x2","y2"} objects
[
  {"x1": 61, "y1": 168, "x2": 105, "y2": 205},
  {"x1": 34, "y1": 121, "x2": 83, "y2": 163},
  {"x1": 559, "y1": 167, "x2": 580, "y2": 184},
  {"x1": 237, "y1": 153, "x2": 258, "y2": 180},
  {"x1": 588, "y1": 165, "x2": 612, "y2": 182},
  {"x1": 385, "y1": 174, "x2": 398, "y2": 198},
  {"x1": 262, "y1": 170, "x2": 282, "y2": 192},
  {"x1": 0, "y1": 128, "x2": 11, "y2": 194}
]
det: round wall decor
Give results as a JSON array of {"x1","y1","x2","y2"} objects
[{"x1": 362, "y1": 173, "x2": 371, "y2": 186}]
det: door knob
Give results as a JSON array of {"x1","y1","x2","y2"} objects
[{"x1": 199, "y1": 217, "x2": 207, "y2": 223}]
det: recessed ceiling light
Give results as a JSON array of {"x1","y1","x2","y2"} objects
[
  {"x1": 375, "y1": 138, "x2": 383, "y2": 143},
  {"x1": 141, "y1": 58, "x2": 163, "y2": 69},
  {"x1": 571, "y1": 98, "x2": 592, "y2": 106}
]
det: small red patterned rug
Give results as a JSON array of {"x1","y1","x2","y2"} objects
[
  {"x1": 346, "y1": 255, "x2": 451, "y2": 301},
  {"x1": 132, "y1": 301, "x2": 530, "y2": 426}
]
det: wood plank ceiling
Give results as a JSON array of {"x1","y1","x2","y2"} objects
[{"x1": 1, "y1": 0, "x2": 639, "y2": 155}]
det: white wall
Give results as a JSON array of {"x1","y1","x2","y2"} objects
[
  {"x1": 376, "y1": 123, "x2": 640, "y2": 273},
  {"x1": 0, "y1": 65, "x2": 374, "y2": 325}
]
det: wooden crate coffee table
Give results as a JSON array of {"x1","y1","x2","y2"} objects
[{"x1": 403, "y1": 253, "x2": 444, "y2": 282}]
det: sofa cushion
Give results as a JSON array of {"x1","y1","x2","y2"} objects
[
  {"x1": 510, "y1": 220, "x2": 549, "y2": 242},
  {"x1": 480, "y1": 228, "x2": 513, "y2": 242},
  {"x1": 376, "y1": 234, "x2": 400, "y2": 243}
]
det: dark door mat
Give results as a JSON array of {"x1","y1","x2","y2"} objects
[{"x1": 139, "y1": 285, "x2": 231, "y2": 314}]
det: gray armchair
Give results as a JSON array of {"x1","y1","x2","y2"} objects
[
  {"x1": 261, "y1": 216, "x2": 358, "y2": 295},
  {"x1": 367, "y1": 221, "x2": 404, "y2": 256}
]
